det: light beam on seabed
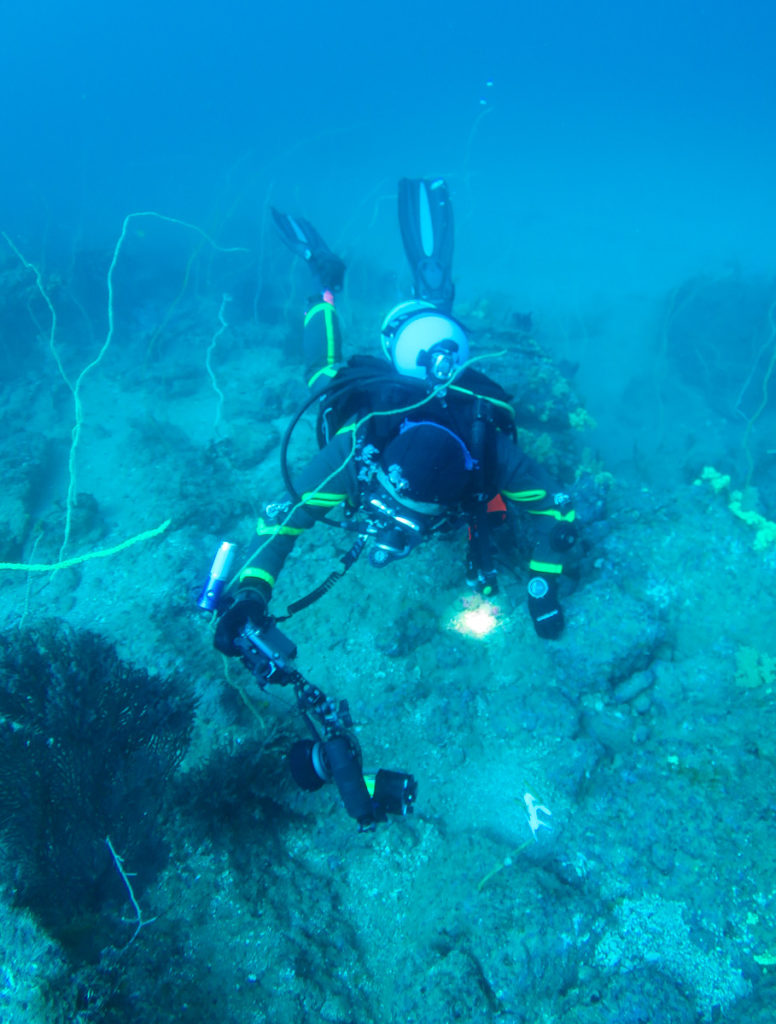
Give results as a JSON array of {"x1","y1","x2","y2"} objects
[{"x1": 444, "y1": 595, "x2": 501, "y2": 639}]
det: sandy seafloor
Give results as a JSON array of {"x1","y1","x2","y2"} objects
[{"x1": 0, "y1": 236, "x2": 775, "y2": 1024}]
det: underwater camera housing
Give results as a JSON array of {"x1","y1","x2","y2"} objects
[{"x1": 234, "y1": 616, "x2": 297, "y2": 683}]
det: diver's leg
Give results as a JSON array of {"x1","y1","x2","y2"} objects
[
  {"x1": 397, "y1": 178, "x2": 455, "y2": 313},
  {"x1": 272, "y1": 207, "x2": 346, "y2": 387},
  {"x1": 303, "y1": 293, "x2": 342, "y2": 389}
]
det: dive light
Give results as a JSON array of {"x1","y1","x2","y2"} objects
[{"x1": 197, "y1": 541, "x2": 236, "y2": 611}]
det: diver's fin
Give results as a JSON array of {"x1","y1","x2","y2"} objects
[
  {"x1": 271, "y1": 207, "x2": 346, "y2": 292},
  {"x1": 397, "y1": 178, "x2": 455, "y2": 313}
]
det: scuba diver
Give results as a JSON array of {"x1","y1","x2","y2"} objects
[{"x1": 214, "y1": 178, "x2": 577, "y2": 659}]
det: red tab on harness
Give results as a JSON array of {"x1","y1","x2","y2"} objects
[{"x1": 487, "y1": 494, "x2": 507, "y2": 523}]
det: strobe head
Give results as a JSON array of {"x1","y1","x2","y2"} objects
[
  {"x1": 287, "y1": 737, "x2": 417, "y2": 827},
  {"x1": 369, "y1": 769, "x2": 418, "y2": 819}
]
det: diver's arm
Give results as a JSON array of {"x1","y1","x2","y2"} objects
[
  {"x1": 495, "y1": 433, "x2": 576, "y2": 638},
  {"x1": 494, "y1": 432, "x2": 576, "y2": 576},
  {"x1": 238, "y1": 432, "x2": 359, "y2": 599}
]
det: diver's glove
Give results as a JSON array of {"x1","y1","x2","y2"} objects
[
  {"x1": 527, "y1": 575, "x2": 564, "y2": 640},
  {"x1": 550, "y1": 520, "x2": 578, "y2": 553},
  {"x1": 214, "y1": 588, "x2": 269, "y2": 657}
]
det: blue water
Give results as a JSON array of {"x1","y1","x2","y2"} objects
[{"x1": 4, "y1": 0, "x2": 776, "y2": 306}]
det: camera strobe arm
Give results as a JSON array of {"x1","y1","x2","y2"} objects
[{"x1": 233, "y1": 618, "x2": 417, "y2": 830}]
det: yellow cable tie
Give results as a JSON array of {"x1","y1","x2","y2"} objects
[
  {"x1": 503, "y1": 489, "x2": 547, "y2": 503},
  {"x1": 256, "y1": 523, "x2": 305, "y2": 537},
  {"x1": 239, "y1": 567, "x2": 276, "y2": 588},
  {"x1": 529, "y1": 560, "x2": 562, "y2": 574}
]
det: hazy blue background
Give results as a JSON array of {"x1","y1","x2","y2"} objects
[{"x1": 3, "y1": 0, "x2": 775, "y2": 341}]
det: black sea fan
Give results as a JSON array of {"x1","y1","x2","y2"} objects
[{"x1": 0, "y1": 623, "x2": 195, "y2": 954}]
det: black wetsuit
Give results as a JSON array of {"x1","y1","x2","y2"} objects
[{"x1": 238, "y1": 297, "x2": 575, "y2": 599}]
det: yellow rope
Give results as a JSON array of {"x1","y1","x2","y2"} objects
[{"x1": 0, "y1": 519, "x2": 171, "y2": 572}]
